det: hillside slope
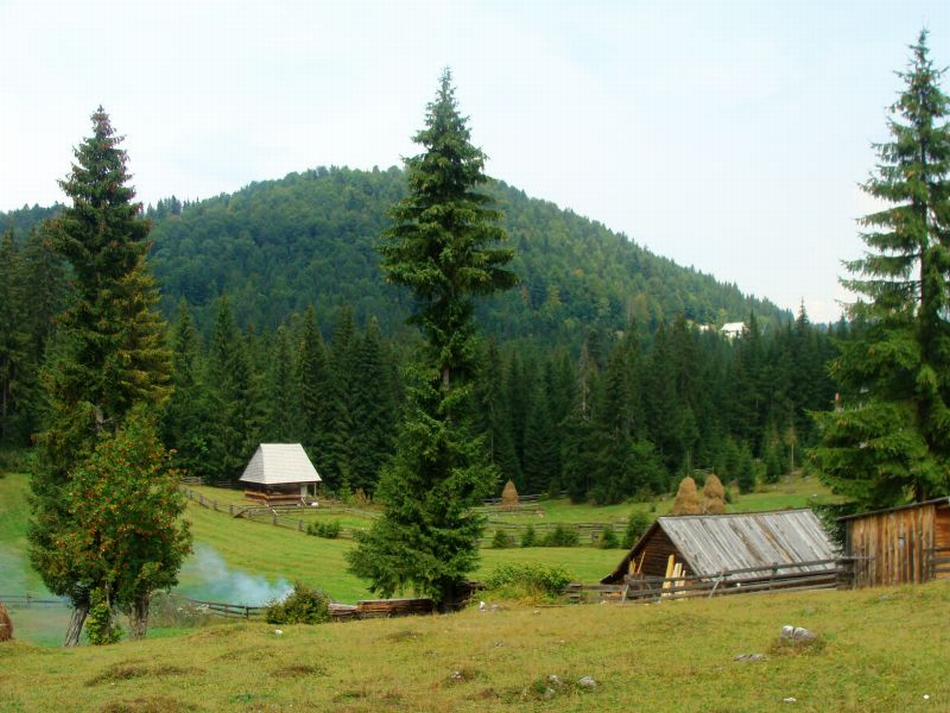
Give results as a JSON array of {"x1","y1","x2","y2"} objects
[{"x1": 2, "y1": 167, "x2": 788, "y2": 340}]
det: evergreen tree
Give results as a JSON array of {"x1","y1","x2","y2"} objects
[
  {"x1": 474, "y1": 338, "x2": 521, "y2": 489},
  {"x1": 295, "y1": 307, "x2": 336, "y2": 485},
  {"x1": 347, "y1": 70, "x2": 516, "y2": 608},
  {"x1": 165, "y1": 299, "x2": 211, "y2": 477},
  {"x1": 28, "y1": 107, "x2": 172, "y2": 645},
  {"x1": 811, "y1": 32, "x2": 950, "y2": 507},
  {"x1": 205, "y1": 297, "x2": 257, "y2": 479},
  {"x1": 349, "y1": 317, "x2": 395, "y2": 494},
  {"x1": 265, "y1": 325, "x2": 296, "y2": 443},
  {"x1": 0, "y1": 229, "x2": 29, "y2": 444}
]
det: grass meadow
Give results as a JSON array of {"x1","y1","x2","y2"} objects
[{"x1": 2, "y1": 581, "x2": 949, "y2": 712}]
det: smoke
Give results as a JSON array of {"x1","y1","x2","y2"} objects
[{"x1": 177, "y1": 545, "x2": 292, "y2": 606}]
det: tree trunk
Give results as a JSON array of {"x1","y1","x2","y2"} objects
[
  {"x1": 128, "y1": 594, "x2": 150, "y2": 641},
  {"x1": 64, "y1": 605, "x2": 88, "y2": 647}
]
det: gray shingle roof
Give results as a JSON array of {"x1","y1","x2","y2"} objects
[
  {"x1": 239, "y1": 444, "x2": 321, "y2": 485},
  {"x1": 658, "y1": 509, "x2": 834, "y2": 580}
]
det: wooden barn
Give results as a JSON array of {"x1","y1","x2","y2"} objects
[
  {"x1": 239, "y1": 444, "x2": 322, "y2": 505},
  {"x1": 601, "y1": 509, "x2": 835, "y2": 589},
  {"x1": 839, "y1": 498, "x2": 950, "y2": 588}
]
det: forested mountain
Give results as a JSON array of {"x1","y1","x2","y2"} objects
[
  {"x1": 2, "y1": 166, "x2": 788, "y2": 342},
  {"x1": 2, "y1": 165, "x2": 834, "y2": 504}
]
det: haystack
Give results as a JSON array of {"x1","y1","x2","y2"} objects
[
  {"x1": 500, "y1": 479, "x2": 520, "y2": 510},
  {"x1": 672, "y1": 476, "x2": 702, "y2": 515},
  {"x1": 0, "y1": 601, "x2": 12, "y2": 642},
  {"x1": 703, "y1": 473, "x2": 726, "y2": 514}
]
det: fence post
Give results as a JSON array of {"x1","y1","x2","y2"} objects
[
  {"x1": 769, "y1": 564, "x2": 777, "y2": 591},
  {"x1": 229, "y1": 504, "x2": 234, "y2": 516}
]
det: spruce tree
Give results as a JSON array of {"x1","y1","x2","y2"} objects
[
  {"x1": 0, "y1": 229, "x2": 29, "y2": 444},
  {"x1": 347, "y1": 70, "x2": 516, "y2": 608},
  {"x1": 811, "y1": 32, "x2": 950, "y2": 507},
  {"x1": 165, "y1": 299, "x2": 211, "y2": 478},
  {"x1": 349, "y1": 317, "x2": 395, "y2": 494},
  {"x1": 28, "y1": 107, "x2": 172, "y2": 645}
]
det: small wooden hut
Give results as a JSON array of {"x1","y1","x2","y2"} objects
[
  {"x1": 601, "y1": 509, "x2": 834, "y2": 587},
  {"x1": 839, "y1": 498, "x2": 950, "y2": 588},
  {"x1": 239, "y1": 444, "x2": 321, "y2": 505}
]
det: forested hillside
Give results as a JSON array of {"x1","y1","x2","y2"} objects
[
  {"x1": 1, "y1": 165, "x2": 833, "y2": 504},
  {"x1": 2, "y1": 166, "x2": 788, "y2": 342}
]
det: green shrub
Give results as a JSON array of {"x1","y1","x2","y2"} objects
[
  {"x1": 520, "y1": 525, "x2": 537, "y2": 548},
  {"x1": 483, "y1": 563, "x2": 572, "y2": 600},
  {"x1": 264, "y1": 582, "x2": 330, "y2": 625},
  {"x1": 307, "y1": 520, "x2": 342, "y2": 539},
  {"x1": 598, "y1": 525, "x2": 620, "y2": 549},
  {"x1": 491, "y1": 530, "x2": 513, "y2": 549},
  {"x1": 622, "y1": 511, "x2": 651, "y2": 549},
  {"x1": 86, "y1": 588, "x2": 122, "y2": 645},
  {"x1": 541, "y1": 523, "x2": 580, "y2": 547}
]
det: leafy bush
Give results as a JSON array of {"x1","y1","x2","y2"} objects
[
  {"x1": 86, "y1": 588, "x2": 122, "y2": 645},
  {"x1": 264, "y1": 582, "x2": 330, "y2": 625},
  {"x1": 540, "y1": 524, "x2": 580, "y2": 547},
  {"x1": 599, "y1": 525, "x2": 620, "y2": 549},
  {"x1": 483, "y1": 563, "x2": 572, "y2": 600},
  {"x1": 307, "y1": 520, "x2": 342, "y2": 539},
  {"x1": 622, "y1": 512, "x2": 651, "y2": 549},
  {"x1": 491, "y1": 530, "x2": 513, "y2": 549},
  {"x1": 520, "y1": 525, "x2": 537, "y2": 548}
]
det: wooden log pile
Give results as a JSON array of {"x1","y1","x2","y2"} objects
[{"x1": 355, "y1": 598, "x2": 435, "y2": 619}]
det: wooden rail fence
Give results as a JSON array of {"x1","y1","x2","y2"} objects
[{"x1": 566, "y1": 558, "x2": 841, "y2": 604}]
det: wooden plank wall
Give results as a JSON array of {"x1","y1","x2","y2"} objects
[
  {"x1": 639, "y1": 528, "x2": 690, "y2": 578},
  {"x1": 847, "y1": 503, "x2": 936, "y2": 588}
]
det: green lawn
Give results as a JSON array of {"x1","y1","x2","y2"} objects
[
  {"x1": 3, "y1": 581, "x2": 950, "y2": 712},
  {"x1": 0, "y1": 469, "x2": 835, "y2": 643}
]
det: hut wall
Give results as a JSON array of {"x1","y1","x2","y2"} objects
[
  {"x1": 933, "y1": 504, "x2": 950, "y2": 580},
  {"x1": 847, "y1": 503, "x2": 936, "y2": 588},
  {"x1": 637, "y1": 528, "x2": 691, "y2": 578}
]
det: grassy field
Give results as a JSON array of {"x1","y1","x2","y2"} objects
[
  {"x1": 3, "y1": 581, "x2": 950, "y2": 712},
  {"x1": 0, "y1": 469, "x2": 835, "y2": 646}
]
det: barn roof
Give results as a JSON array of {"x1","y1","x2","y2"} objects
[
  {"x1": 605, "y1": 509, "x2": 834, "y2": 583},
  {"x1": 239, "y1": 444, "x2": 321, "y2": 485}
]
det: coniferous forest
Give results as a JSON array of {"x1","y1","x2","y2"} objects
[{"x1": 0, "y1": 178, "x2": 840, "y2": 503}]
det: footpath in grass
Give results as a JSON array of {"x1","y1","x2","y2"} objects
[{"x1": 3, "y1": 582, "x2": 950, "y2": 712}]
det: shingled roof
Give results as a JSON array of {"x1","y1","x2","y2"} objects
[
  {"x1": 239, "y1": 444, "x2": 321, "y2": 486},
  {"x1": 602, "y1": 509, "x2": 834, "y2": 584}
]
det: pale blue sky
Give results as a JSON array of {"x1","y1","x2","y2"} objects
[{"x1": 2, "y1": 1, "x2": 948, "y2": 322}]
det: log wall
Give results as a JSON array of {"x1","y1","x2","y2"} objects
[{"x1": 845, "y1": 502, "x2": 950, "y2": 588}]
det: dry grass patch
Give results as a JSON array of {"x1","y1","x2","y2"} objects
[
  {"x1": 98, "y1": 696, "x2": 197, "y2": 712},
  {"x1": 271, "y1": 663, "x2": 326, "y2": 678},
  {"x1": 86, "y1": 662, "x2": 194, "y2": 687}
]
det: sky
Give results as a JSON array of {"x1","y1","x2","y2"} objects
[{"x1": 2, "y1": 1, "x2": 949, "y2": 323}]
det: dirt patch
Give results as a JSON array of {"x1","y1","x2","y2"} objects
[
  {"x1": 98, "y1": 695, "x2": 197, "y2": 712},
  {"x1": 86, "y1": 663, "x2": 195, "y2": 687},
  {"x1": 769, "y1": 636, "x2": 827, "y2": 657},
  {"x1": 385, "y1": 629, "x2": 424, "y2": 643},
  {"x1": 272, "y1": 663, "x2": 326, "y2": 678}
]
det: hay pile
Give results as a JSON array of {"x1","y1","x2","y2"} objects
[
  {"x1": 672, "y1": 476, "x2": 702, "y2": 515},
  {"x1": 0, "y1": 601, "x2": 12, "y2": 642},
  {"x1": 500, "y1": 479, "x2": 520, "y2": 510},
  {"x1": 703, "y1": 474, "x2": 727, "y2": 514}
]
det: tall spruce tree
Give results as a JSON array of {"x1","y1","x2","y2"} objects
[
  {"x1": 28, "y1": 107, "x2": 173, "y2": 645},
  {"x1": 347, "y1": 70, "x2": 516, "y2": 608},
  {"x1": 810, "y1": 32, "x2": 950, "y2": 508},
  {"x1": 165, "y1": 299, "x2": 211, "y2": 477},
  {"x1": 0, "y1": 229, "x2": 29, "y2": 444}
]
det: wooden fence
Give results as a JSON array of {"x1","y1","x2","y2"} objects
[
  {"x1": 0, "y1": 594, "x2": 68, "y2": 608},
  {"x1": 566, "y1": 558, "x2": 841, "y2": 604},
  {"x1": 183, "y1": 597, "x2": 434, "y2": 621},
  {"x1": 182, "y1": 484, "x2": 618, "y2": 546}
]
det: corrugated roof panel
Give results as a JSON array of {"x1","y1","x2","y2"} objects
[
  {"x1": 239, "y1": 443, "x2": 321, "y2": 485},
  {"x1": 658, "y1": 509, "x2": 834, "y2": 581}
]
